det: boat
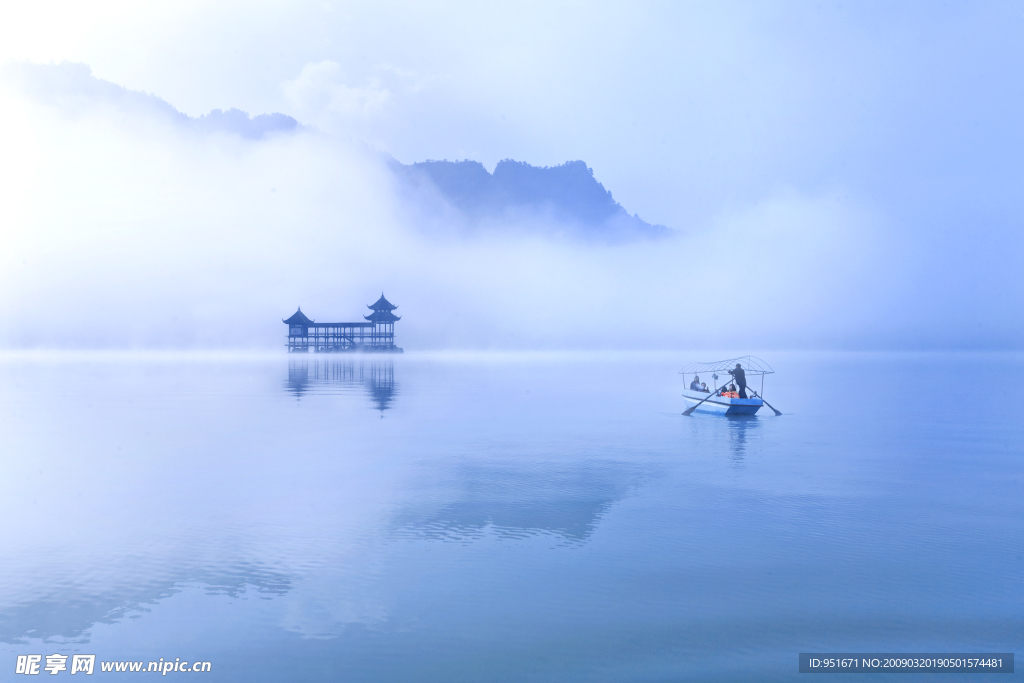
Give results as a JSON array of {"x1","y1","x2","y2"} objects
[{"x1": 678, "y1": 356, "x2": 778, "y2": 416}]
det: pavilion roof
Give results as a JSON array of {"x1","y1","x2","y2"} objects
[
  {"x1": 364, "y1": 309, "x2": 401, "y2": 323},
  {"x1": 368, "y1": 293, "x2": 398, "y2": 311},
  {"x1": 283, "y1": 308, "x2": 314, "y2": 325}
]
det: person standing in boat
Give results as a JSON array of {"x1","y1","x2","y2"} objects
[
  {"x1": 690, "y1": 375, "x2": 703, "y2": 391},
  {"x1": 728, "y1": 363, "x2": 748, "y2": 399}
]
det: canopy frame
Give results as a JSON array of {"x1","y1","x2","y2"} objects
[{"x1": 678, "y1": 355, "x2": 775, "y2": 395}]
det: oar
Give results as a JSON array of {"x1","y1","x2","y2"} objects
[
  {"x1": 682, "y1": 386, "x2": 725, "y2": 416},
  {"x1": 747, "y1": 388, "x2": 782, "y2": 416}
]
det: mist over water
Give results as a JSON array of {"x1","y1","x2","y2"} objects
[
  {"x1": 0, "y1": 5, "x2": 1019, "y2": 679},
  {"x1": 1, "y1": 5, "x2": 1022, "y2": 682},
  {"x1": 1, "y1": 48, "x2": 1019, "y2": 352}
]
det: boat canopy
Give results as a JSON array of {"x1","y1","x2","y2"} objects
[{"x1": 678, "y1": 355, "x2": 775, "y2": 377}]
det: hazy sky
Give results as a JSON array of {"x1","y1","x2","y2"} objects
[{"x1": 0, "y1": 1, "x2": 1021, "y2": 350}]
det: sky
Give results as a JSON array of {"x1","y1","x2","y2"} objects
[{"x1": 0, "y1": 0, "x2": 1021, "y2": 350}]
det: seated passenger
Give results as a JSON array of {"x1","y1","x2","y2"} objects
[
  {"x1": 689, "y1": 375, "x2": 702, "y2": 391},
  {"x1": 700, "y1": 382, "x2": 708, "y2": 392}
]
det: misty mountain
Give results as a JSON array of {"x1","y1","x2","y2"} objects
[
  {"x1": 4, "y1": 61, "x2": 298, "y2": 140},
  {"x1": 392, "y1": 158, "x2": 672, "y2": 240},
  {"x1": 194, "y1": 108, "x2": 298, "y2": 139}
]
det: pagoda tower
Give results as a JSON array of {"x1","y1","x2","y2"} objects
[
  {"x1": 283, "y1": 307, "x2": 314, "y2": 352},
  {"x1": 364, "y1": 293, "x2": 402, "y2": 351}
]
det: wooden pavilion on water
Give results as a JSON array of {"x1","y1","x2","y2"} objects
[{"x1": 284, "y1": 294, "x2": 403, "y2": 353}]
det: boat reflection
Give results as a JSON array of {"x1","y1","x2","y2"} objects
[
  {"x1": 726, "y1": 415, "x2": 760, "y2": 467},
  {"x1": 285, "y1": 358, "x2": 398, "y2": 412}
]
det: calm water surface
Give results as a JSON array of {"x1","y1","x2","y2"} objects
[{"x1": 0, "y1": 352, "x2": 1021, "y2": 682}]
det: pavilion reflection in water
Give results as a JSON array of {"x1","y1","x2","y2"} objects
[{"x1": 285, "y1": 358, "x2": 397, "y2": 412}]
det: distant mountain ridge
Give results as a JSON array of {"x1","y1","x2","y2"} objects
[
  {"x1": 392, "y1": 159, "x2": 670, "y2": 240},
  {"x1": 8, "y1": 62, "x2": 666, "y2": 238},
  {"x1": 5, "y1": 61, "x2": 299, "y2": 140}
]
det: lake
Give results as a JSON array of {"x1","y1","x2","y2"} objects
[{"x1": 0, "y1": 351, "x2": 1020, "y2": 681}]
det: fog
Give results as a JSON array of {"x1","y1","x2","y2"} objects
[{"x1": 0, "y1": 2, "x2": 1021, "y2": 351}]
